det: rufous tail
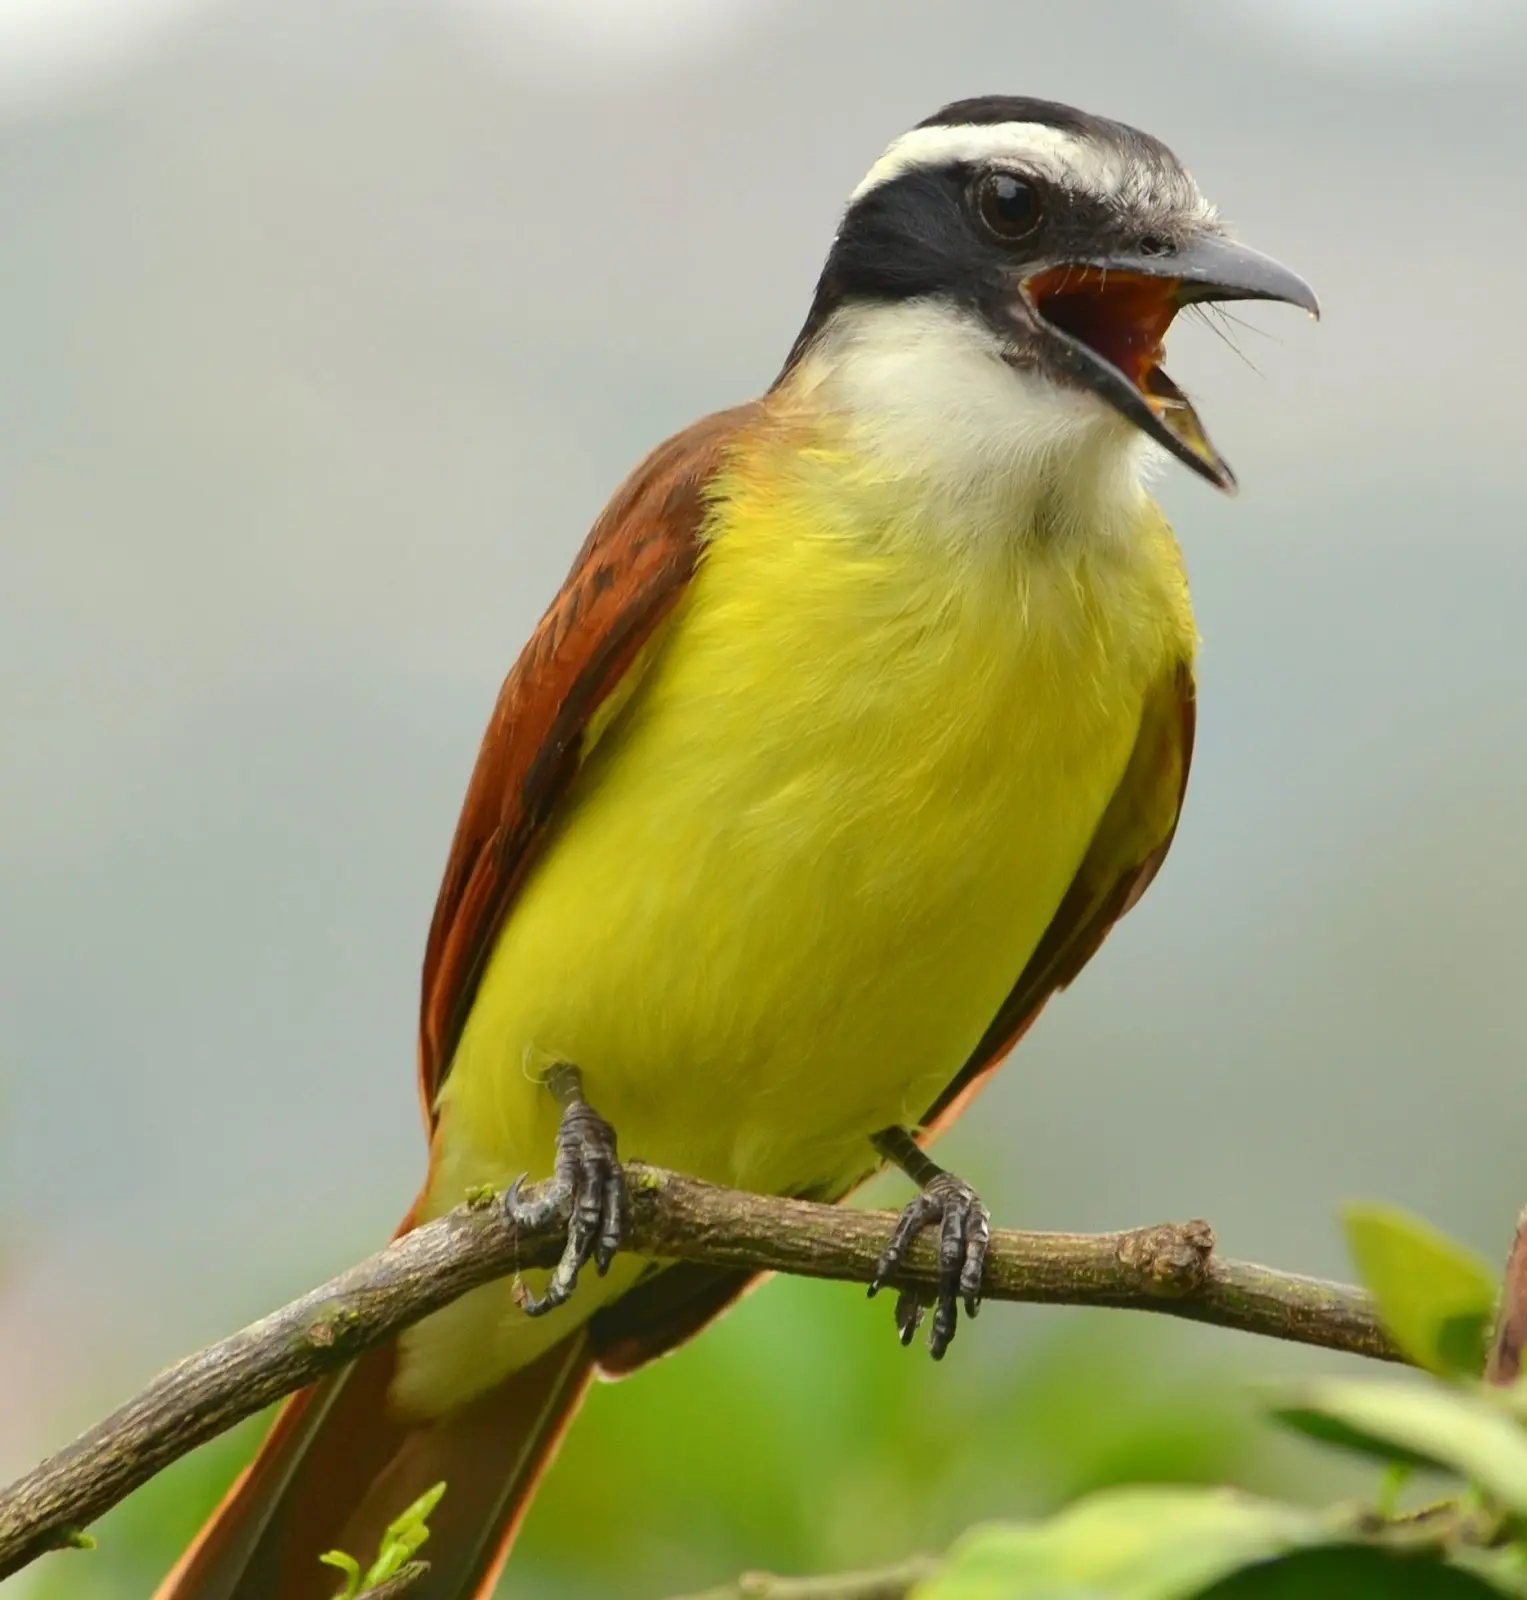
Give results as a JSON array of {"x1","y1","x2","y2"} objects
[{"x1": 153, "y1": 1329, "x2": 593, "y2": 1600}]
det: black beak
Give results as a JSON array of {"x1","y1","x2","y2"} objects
[
  {"x1": 1022, "y1": 234, "x2": 1318, "y2": 492},
  {"x1": 1110, "y1": 234, "x2": 1320, "y2": 318}
]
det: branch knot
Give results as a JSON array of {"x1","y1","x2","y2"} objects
[
  {"x1": 1114, "y1": 1219, "x2": 1215, "y2": 1298},
  {"x1": 304, "y1": 1305, "x2": 366, "y2": 1352}
]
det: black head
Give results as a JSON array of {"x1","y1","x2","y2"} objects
[{"x1": 779, "y1": 97, "x2": 1317, "y2": 490}]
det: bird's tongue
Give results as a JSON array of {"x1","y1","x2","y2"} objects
[
  {"x1": 1027, "y1": 267, "x2": 1179, "y2": 395},
  {"x1": 1028, "y1": 265, "x2": 1226, "y2": 475}
]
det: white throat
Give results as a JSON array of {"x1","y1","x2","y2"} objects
[{"x1": 786, "y1": 298, "x2": 1153, "y2": 552}]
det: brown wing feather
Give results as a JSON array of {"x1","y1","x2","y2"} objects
[
  {"x1": 417, "y1": 403, "x2": 760, "y2": 1122},
  {"x1": 919, "y1": 660, "x2": 1197, "y2": 1140}
]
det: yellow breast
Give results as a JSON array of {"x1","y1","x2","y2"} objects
[{"x1": 399, "y1": 425, "x2": 1195, "y2": 1414}]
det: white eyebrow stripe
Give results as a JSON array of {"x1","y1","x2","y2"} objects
[{"x1": 849, "y1": 123, "x2": 1125, "y2": 203}]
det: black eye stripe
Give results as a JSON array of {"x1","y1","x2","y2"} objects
[{"x1": 777, "y1": 159, "x2": 1180, "y2": 381}]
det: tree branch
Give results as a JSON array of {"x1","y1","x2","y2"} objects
[{"x1": 0, "y1": 1164, "x2": 1399, "y2": 1579}]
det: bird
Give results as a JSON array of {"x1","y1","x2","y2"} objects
[{"x1": 158, "y1": 95, "x2": 1315, "y2": 1600}]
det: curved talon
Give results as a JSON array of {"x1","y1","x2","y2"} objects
[
  {"x1": 503, "y1": 1081, "x2": 626, "y2": 1318},
  {"x1": 870, "y1": 1172, "x2": 990, "y2": 1359},
  {"x1": 893, "y1": 1288, "x2": 926, "y2": 1347},
  {"x1": 503, "y1": 1174, "x2": 562, "y2": 1232},
  {"x1": 868, "y1": 1188, "x2": 942, "y2": 1298},
  {"x1": 595, "y1": 1164, "x2": 625, "y2": 1276}
]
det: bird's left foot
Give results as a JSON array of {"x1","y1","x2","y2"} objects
[
  {"x1": 505, "y1": 1063, "x2": 626, "y2": 1317},
  {"x1": 867, "y1": 1126, "x2": 991, "y2": 1360}
]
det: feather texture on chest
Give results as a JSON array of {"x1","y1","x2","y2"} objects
[{"x1": 689, "y1": 413, "x2": 1198, "y2": 764}]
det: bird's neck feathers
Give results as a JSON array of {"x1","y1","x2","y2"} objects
[{"x1": 771, "y1": 297, "x2": 1156, "y2": 559}]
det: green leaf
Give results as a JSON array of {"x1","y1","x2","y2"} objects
[
  {"x1": 913, "y1": 1486, "x2": 1332, "y2": 1599},
  {"x1": 1273, "y1": 1378, "x2": 1527, "y2": 1512},
  {"x1": 316, "y1": 1483, "x2": 445, "y2": 1596},
  {"x1": 1451, "y1": 1545, "x2": 1527, "y2": 1599},
  {"x1": 1274, "y1": 1407, "x2": 1446, "y2": 1474},
  {"x1": 913, "y1": 1483, "x2": 1519, "y2": 1599},
  {"x1": 1203, "y1": 1545, "x2": 1505, "y2": 1597},
  {"x1": 317, "y1": 1549, "x2": 362, "y2": 1599},
  {"x1": 363, "y1": 1480, "x2": 446, "y2": 1584},
  {"x1": 1344, "y1": 1203, "x2": 1497, "y2": 1377}
]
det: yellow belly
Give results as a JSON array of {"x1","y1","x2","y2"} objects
[{"x1": 396, "y1": 448, "x2": 1195, "y2": 1415}]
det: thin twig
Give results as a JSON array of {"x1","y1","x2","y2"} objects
[
  {"x1": 1486, "y1": 1207, "x2": 1527, "y2": 1386},
  {"x1": 352, "y1": 1560, "x2": 430, "y2": 1599},
  {"x1": 670, "y1": 1556, "x2": 937, "y2": 1599},
  {"x1": 0, "y1": 1165, "x2": 1400, "y2": 1579}
]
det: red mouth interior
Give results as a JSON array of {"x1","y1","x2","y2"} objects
[{"x1": 1027, "y1": 267, "x2": 1180, "y2": 396}]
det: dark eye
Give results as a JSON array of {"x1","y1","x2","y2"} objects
[{"x1": 973, "y1": 171, "x2": 1043, "y2": 242}]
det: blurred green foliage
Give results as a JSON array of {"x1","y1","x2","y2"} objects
[
  {"x1": 1342, "y1": 1204, "x2": 1498, "y2": 1379},
  {"x1": 516, "y1": 1278, "x2": 1259, "y2": 1597},
  {"x1": 904, "y1": 1205, "x2": 1527, "y2": 1598},
  {"x1": 918, "y1": 1358, "x2": 1527, "y2": 1599}
]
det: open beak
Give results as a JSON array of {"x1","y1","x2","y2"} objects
[{"x1": 1020, "y1": 235, "x2": 1318, "y2": 491}]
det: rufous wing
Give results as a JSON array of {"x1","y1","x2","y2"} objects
[
  {"x1": 417, "y1": 403, "x2": 760, "y2": 1123},
  {"x1": 156, "y1": 406, "x2": 764, "y2": 1600}
]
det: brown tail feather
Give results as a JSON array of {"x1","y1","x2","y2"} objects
[{"x1": 155, "y1": 1332, "x2": 594, "y2": 1600}]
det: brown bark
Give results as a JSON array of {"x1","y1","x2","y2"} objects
[{"x1": 0, "y1": 1165, "x2": 1399, "y2": 1580}]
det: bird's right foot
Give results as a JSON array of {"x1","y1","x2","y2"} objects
[{"x1": 505, "y1": 1063, "x2": 626, "y2": 1317}]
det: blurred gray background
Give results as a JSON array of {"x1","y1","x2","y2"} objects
[{"x1": 4, "y1": 0, "x2": 1527, "y2": 1586}]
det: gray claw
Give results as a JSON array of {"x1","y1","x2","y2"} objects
[
  {"x1": 893, "y1": 1288, "x2": 926, "y2": 1346},
  {"x1": 871, "y1": 1173, "x2": 990, "y2": 1359},
  {"x1": 505, "y1": 1092, "x2": 626, "y2": 1317}
]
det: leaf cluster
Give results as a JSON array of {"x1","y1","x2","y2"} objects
[
  {"x1": 320, "y1": 1482, "x2": 444, "y2": 1599},
  {"x1": 914, "y1": 1204, "x2": 1523, "y2": 1600}
]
